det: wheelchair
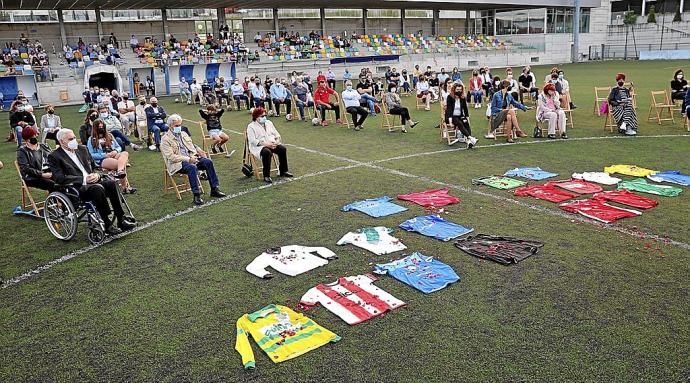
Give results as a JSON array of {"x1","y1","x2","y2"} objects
[{"x1": 43, "y1": 180, "x2": 136, "y2": 245}]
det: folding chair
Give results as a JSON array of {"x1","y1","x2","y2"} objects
[
  {"x1": 439, "y1": 106, "x2": 460, "y2": 145},
  {"x1": 647, "y1": 91, "x2": 675, "y2": 125},
  {"x1": 194, "y1": 120, "x2": 229, "y2": 156},
  {"x1": 340, "y1": 98, "x2": 353, "y2": 129},
  {"x1": 162, "y1": 157, "x2": 203, "y2": 200},
  {"x1": 486, "y1": 111, "x2": 513, "y2": 139},
  {"x1": 293, "y1": 94, "x2": 313, "y2": 120},
  {"x1": 604, "y1": 103, "x2": 616, "y2": 133},
  {"x1": 415, "y1": 92, "x2": 429, "y2": 110},
  {"x1": 244, "y1": 132, "x2": 279, "y2": 180},
  {"x1": 379, "y1": 92, "x2": 406, "y2": 132},
  {"x1": 14, "y1": 161, "x2": 46, "y2": 218},
  {"x1": 669, "y1": 90, "x2": 684, "y2": 114},
  {"x1": 624, "y1": 81, "x2": 637, "y2": 109},
  {"x1": 593, "y1": 87, "x2": 611, "y2": 116},
  {"x1": 685, "y1": 114, "x2": 690, "y2": 132}
]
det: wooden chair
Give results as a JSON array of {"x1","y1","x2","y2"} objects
[
  {"x1": 293, "y1": 94, "x2": 313, "y2": 120},
  {"x1": 647, "y1": 91, "x2": 675, "y2": 125},
  {"x1": 244, "y1": 132, "x2": 279, "y2": 180},
  {"x1": 624, "y1": 81, "x2": 637, "y2": 109},
  {"x1": 340, "y1": 98, "x2": 353, "y2": 129},
  {"x1": 13, "y1": 161, "x2": 46, "y2": 218},
  {"x1": 162, "y1": 157, "x2": 203, "y2": 200},
  {"x1": 685, "y1": 114, "x2": 690, "y2": 132},
  {"x1": 192, "y1": 119, "x2": 229, "y2": 156},
  {"x1": 593, "y1": 87, "x2": 611, "y2": 116},
  {"x1": 486, "y1": 109, "x2": 513, "y2": 139},
  {"x1": 380, "y1": 92, "x2": 406, "y2": 132},
  {"x1": 439, "y1": 106, "x2": 461, "y2": 145},
  {"x1": 604, "y1": 103, "x2": 616, "y2": 132},
  {"x1": 415, "y1": 92, "x2": 429, "y2": 110}
]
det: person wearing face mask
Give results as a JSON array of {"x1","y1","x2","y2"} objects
[
  {"x1": 428, "y1": 72, "x2": 440, "y2": 101},
  {"x1": 487, "y1": 80, "x2": 530, "y2": 143},
  {"x1": 161, "y1": 114, "x2": 225, "y2": 205},
  {"x1": 480, "y1": 67, "x2": 492, "y2": 96},
  {"x1": 557, "y1": 70, "x2": 577, "y2": 109},
  {"x1": 269, "y1": 78, "x2": 292, "y2": 117},
  {"x1": 537, "y1": 83, "x2": 568, "y2": 140},
  {"x1": 400, "y1": 70, "x2": 411, "y2": 93},
  {"x1": 214, "y1": 77, "x2": 229, "y2": 106},
  {"x1": 544, "y1": 67, "x2": 559, "y2": 84},
  {"x1": 451, "y1": 67, "x2": 463, "y2": 83},
  {"x1": 293, "y1": 77, "x2": 315, "y2": 121},
  {"x1": 80, "y1": 109, "x2": 99, "y2": 145},
  {"x1": 48, "y1": 128, "x2": 135, "y2": 235},
  {"x1": 387, "y1": 68, "x2": 400, "y2": 92},
  {"x1": 326, "y1": 67, "x2": 336, "y2": 89},
  {"x1": 246, "y1": 107, "x2": 292, "y2": 184},
  {"x1": 385, "y1": 86, "x2": 419, "y2": 133},
  {"x1": 40, "y1": 104, "x2": 62, "y2": 145},
  {"x1": 416, "y1": 75, "x2": 432, "y2": 111},
  {"x1": 9, "y1": 100, "x2": 35, "y2": 146},
  {"x1": 199, "y1": 104, "x2": 229, "y2": 154},
  {"x1": 505, "y1": 69, "x2": 519, "y2": 101},
  {"x1": 98, "y1": 104, "x2": 140, "y2": 151},
  {"x1": 87, "y1": 119, "x2": 135, "y2": 193},
  {"x1": 190, "y1": 78, "x2": 202, "y2": 105},
  {"x1": 145, "y1": 76, "x2": 155, "y2": 97},
  {"x1": 670, "y1": 69, "x2": 688, "y2": 110},
  {"x1": 16, "y1": 126, "x2": 56, "y2": 192},
  {"x1": 314, "y1": 80, "x2": 342, "y2": 126},
  {"x1": 117, "y1": 92, "x2": 136, "y2": 135},
  {"x1": 145, "y1": 97, "x2": 168, "y2": 150},
  {"x1": 342, "y1": 81, "x2": 368, "y2": 131},
  {"x1": 356, "y1": 76, "x2": 379, "y2": 115},
  {"x1": 250, "y1": 78, "x2": 268, "y2": 108},
  {"x1": 437, "y1": 68, "x2": 449, "y2": 84},
  {"x1": 608, "y1": 73, "x2": 638, "y2": 136},
  {"x1": 179, "y1": 77, "x2": 192, "y2": 104},
  {"x1": 231, "y1": 79, "x2": 250, "y2": 110},
  {"x1": 469, "y1": 71, "x2": 484, "y2": 109},
  {"x1": 518, "y1": 66, "x2": 538, "y2": 104},
  {"x1": 134, "y1": 96, "x2": 150, "y2": 147},
  {"x1": 445, "y1": 83, "x2": 477, "y2": 147}
]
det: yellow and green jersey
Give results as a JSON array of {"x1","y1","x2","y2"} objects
[
  {"x1": 235, "y1": 304, "x2": 340, "y2": 369},
  {"x1": 604, "y1": 164, "x2": 658, "y2": 177}
]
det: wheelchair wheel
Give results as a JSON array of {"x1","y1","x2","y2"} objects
[
  {"x1": 43, "y1": 192, "x2": 78, "y2": 241},
  {"x1": 87, "y1": 226, "x2": 106, "y2": 245}
]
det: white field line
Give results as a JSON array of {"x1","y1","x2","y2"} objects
[
  {"x1": 4, "y1": 133, "x2": 688, "y2": 288},
  {"x1": 1, "y1": 163, "x2": 362, "y2": 289}
]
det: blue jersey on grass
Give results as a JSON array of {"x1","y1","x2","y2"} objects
[
  {"x1": 374, "y1": 252, "x2": 460, "y2": 293},
  {"x1": 342, "y1": 196, "x2": 408, "y2": 218},
  {"x1": 647, "y1": 171, "x2": 690, "y2": 187},
  {"x1": 399, "y1": 215, "x2": 473, "y2": 241},
  {"x1": 504, "y1": 167, "x2": 558, "y2": 180}
]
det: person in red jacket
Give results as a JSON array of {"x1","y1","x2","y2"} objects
[{"x1": 313, "y1": 80, "x2": 342, "y2": 126}]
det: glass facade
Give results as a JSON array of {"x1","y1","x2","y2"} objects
[
  {"x1": 497, "y1": 7, "x2": 589, "y2": 35},
  {"x1": 325, "y1": 9, "x2": 363, "y2": 18},
  {"x1": 277, "y1": 9, "x2": 320, "y2": 19}
]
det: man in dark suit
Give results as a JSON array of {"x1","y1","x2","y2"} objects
[{"x1": 48, "y1": 128, "x2": 135, "y2": 235}]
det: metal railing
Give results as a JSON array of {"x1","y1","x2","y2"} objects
[{"x1": 592, "y1": 41, "x2": 690, "y2": 60}]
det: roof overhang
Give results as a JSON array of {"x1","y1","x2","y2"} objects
[{"x1": 0, "y1": 0, "x2": 601, "y2": 11}]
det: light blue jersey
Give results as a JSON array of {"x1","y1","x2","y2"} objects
[
  {"x1": 647, "y1": 171, "x2": 690, "y2": 186},
  {"x1": 399, "y1": 215, "x2": 473, "y2": 241},
  {"x1": 374, "y1": 252, "x2": 459, "y2": 294},
  {"x1": 342, "y1": 196, "x2": 408, "y2": 218},
  {"x1": 504, "y1": 167, "x2": 558, "y2": 180}
]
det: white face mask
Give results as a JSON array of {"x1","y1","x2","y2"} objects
[
  {"x1": 67, "y1": 139, "x2": 78, "y2": 150},
  {"x1": 390, "y1": 88, "x2": 397, "y2": 93},
  {"x1": 258, "y1": 116, "x2": 267, "y2": 124},
  {"x1": 346, "y1": 85, "x2": 352, "y2": 91}
]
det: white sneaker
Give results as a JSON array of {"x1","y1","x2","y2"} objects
[
  {"x1": 470, "y1": 136, "x2": 478, "y2": 146},
  {"x1": 485, "y1": 133, "x2": 495, "y2": 139},
  {"x1": 619, "y1": 122, "x2": 627, "y2": 133},
  {"x1": 625, "y1": 128, "x2": 637, "y2": 136},
  {"x1": 424, "y1": 106, "x2": 431, "y2": 111}
]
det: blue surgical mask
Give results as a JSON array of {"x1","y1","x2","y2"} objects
[
  {"x1": 172, "y1": 126, "x2": 182, "y2": 134},
  {"x1": 67, "y1": 139, "x2": 78, "y2": 150},
  {"x1": 100, "y1": 112, "x2": 109, "y2": 119},
  {"x1": 346, "y1": 85, "x2": 353, "y2": 91},
  {"x1": 258, "y1": 116, "x2": 267, "y2": 124}
]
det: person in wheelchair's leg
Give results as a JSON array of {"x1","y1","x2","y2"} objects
[
  {"x1": 161, "y1": 115, "x2": 226, "y2": 206},
  {"x1": 16, "y1": 126, "x2": 56, "y2": 192},
  {"x1": 48, "y1": 129, "x2": 135, "y2": 235},
  {"x1": 87, "y1": 120, "x2": 137, "y2": 194},
  {"x1": 247, "y1": 107, "x2": 292, "y2": 184}
]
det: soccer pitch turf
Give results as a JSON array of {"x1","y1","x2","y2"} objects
[{"x1": 1, "y1": 60, "x2": 689, "y2": 382}]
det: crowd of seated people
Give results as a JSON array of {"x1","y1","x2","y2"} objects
[
  {"x1": 2, "y1": 34, "x2": 50, "y2": 78},
  {"x1": 130, "y1": 32, "x2": 258, "y2": 66},
  {"x1": 63, "y1": 35, "x2": 124, "y2": 67}
]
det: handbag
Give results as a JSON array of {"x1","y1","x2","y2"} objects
[
  {"x1": 599, "y1": 101, "x2": 608, "y2": 114},
  {"x1": 241, "y1": 139, "x2": 253, "y2": 177},
  {"x1": 533, "y1": 125, "x2": 543, "y2": 138}
]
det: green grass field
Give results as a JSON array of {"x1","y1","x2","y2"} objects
[{"x1": 1, "y1": 60, "x2": 689, "y2": 382}]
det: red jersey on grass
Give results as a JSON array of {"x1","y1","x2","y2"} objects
[{"x1": 397, "y1": 188, "x2": 460, "y2": 207}]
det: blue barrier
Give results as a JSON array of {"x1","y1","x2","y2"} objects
[{"x1": 639, "y1": 50, "x2": 690, "y2": 60}]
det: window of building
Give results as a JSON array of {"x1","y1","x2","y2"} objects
[
  {"x1": 238, "y1": 9, "x2": 273, "y2": 19},
  {"x1": 277, "y1": 9, "x2": 320, "y2": 19},
  {"x1": 404, "y1": 10, "x2": 432, "y2": 18},
  {"x1": 325, "y1": 9, "x2": 363, "y2": 18},
  {"x1": 368, "y1": 9, "x2": 401, "y2": 18}
]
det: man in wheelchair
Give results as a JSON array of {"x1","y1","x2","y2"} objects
[{"x1": 48, "y1": 128, "x2": 135, "y2": 236}]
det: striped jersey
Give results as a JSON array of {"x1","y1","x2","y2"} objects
[{"x1": 300, "y1": 274, "x2": 405, "y2": 325}]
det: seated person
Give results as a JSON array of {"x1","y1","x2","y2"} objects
[
  {"x1": 144, "y1": 97, "x2": 168, "y2": 150},
  {"x1": 87, "y1": 119, "x2": 136, "y2": 194},
  {"x1": 179, "y1": 77, "x2": 192, "y2": 104},
  {"x1": 16, "y1": 126, "x2": 56, "y2": 192},
  {"x1": 230, "y1": 79, "x2": 249, "y2": 110},
  {"x1": 98, "y1": 104, "x2": 140, "y2": 151},
  {"x1": 384, "y1": 86, "x2": 419, "y2": 133},
  {"x1": 161, "y1": 114, "x2": 225, "y2": 205},
  {"x1": 293, "y1": 77, "x2": 315, "y2": 121},
  {"x1": 505, "y1": 70, "x2": 519, "y2": 101},
  {"x1": 10, "y1": 100, "x2": 35, "y2": 146},
  {"x1": 117, "y1": 92, "x2": 136, "y2": 135},
  {"x1": 314, "y1": 80, "x2": 342, "y2": 126},
  {"x1": 250, "y1": 78, "x2": 268, "y2": 108},
  {"x1": 356, "y1": 76, "x2": 379, "y2": 115},
  {"x1": 518, "y1": 66, "x2": 538, "y2": 104},
  {"x1": 608, "y1": 72, "x2": 637, "y2": 136},
  {"x1": 416, "y1": 76, "x2": 432, "y2": 110},
  {"x1": 400, "y1": 69, "x2": 411, "y2": 93},
  {"x1": 48, "y1": 128, "x2": 135, "y2": 235},
  {"x1": 80, "y1": 108, "x2": 98, "y2": 145},
  {"x1": 214, "y1": 77, "x2": 229, "y2": 105},
  {"x1": 557, "y1": 70, "x2": 577, "y2": 109},
  {"x1": 269, "y1": 78, "x2": 292, "y2": 117},
  {"x1": 444, "y1": 83, "x2": 478, "y2": 148},
  {"x1": 671, "y1": 69, "x2": 688, "y2": 111},
  {"x1": 487, "y1": 80, "x2": 530, "y2": 143},
  {"x1": 469, "y1": 70, "x2": 484, "y2": 109},
  {"x1": 342, "y1": 81, "x2": 368, "y2": 131},
  {"x1": 537, "y1": 83, "x2": 568, "y2": 140},
  {"x1": 40, "y1": 104, "x2": 62, "y2": 145},
  {"x1": 201, "y1": 80, "x2": 216, "y2": 105},
  {"x1": 247, "y1": 107, "x2": 292, "y2": 184},
  {"x1": 199, "y1": 105, "x2": 229, "y2": 154}
]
